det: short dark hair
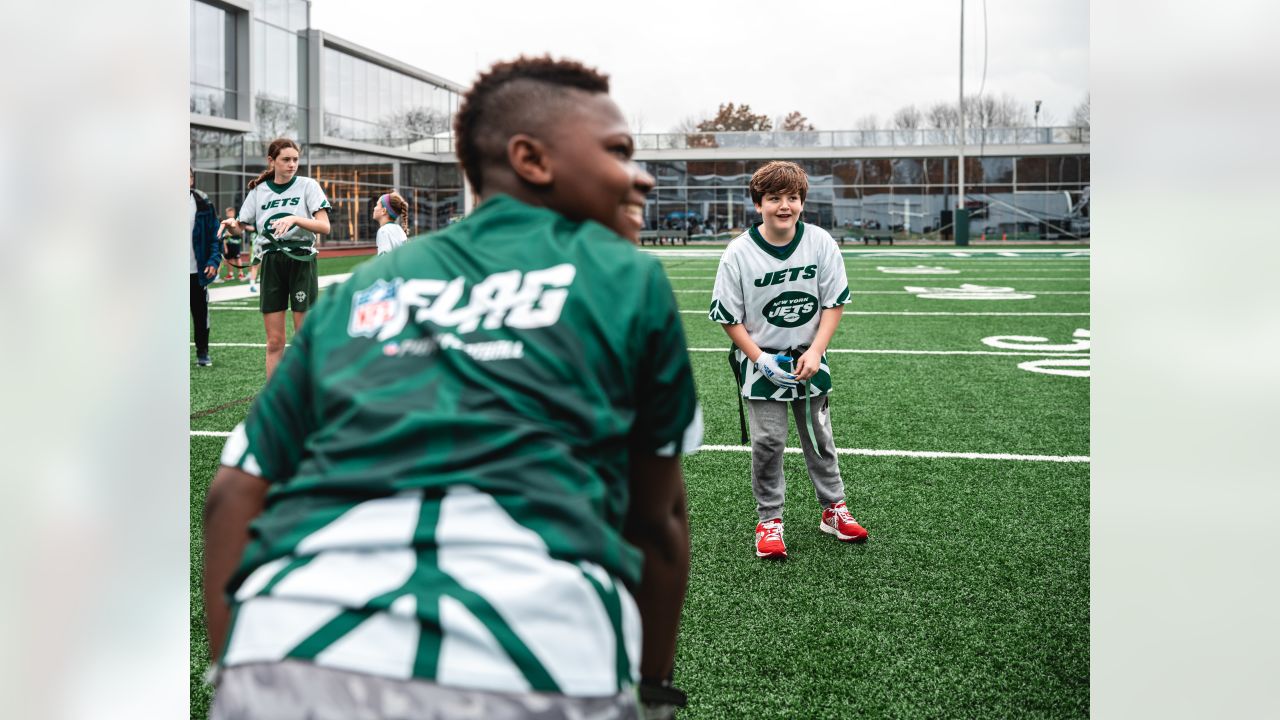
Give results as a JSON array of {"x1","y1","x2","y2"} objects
[
  {"x1": 454, "y1": 56, "x2": 610, "y2": 195},
  {"x1": 749, "y1": 161, "x2": 809, "y2": 205}
]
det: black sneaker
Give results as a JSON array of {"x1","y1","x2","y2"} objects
[{"x1": 197, "y1": 354, "x2": 212, "y2": 367}]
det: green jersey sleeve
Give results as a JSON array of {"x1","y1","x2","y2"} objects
[
  {"x1": 632, "y1": 260, "x2": 701, "y2": 456},
  {"x1": 219, "y1": 315, "x2": 317, "y2": 480}
]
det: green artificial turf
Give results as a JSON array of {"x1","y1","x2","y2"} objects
[{"x1": 189, "y1": 250, "x2": 1089, "y2": 719}]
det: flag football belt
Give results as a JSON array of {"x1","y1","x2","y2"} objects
[
  {"x1": 225, "y1": 240, "x2": 316, "y2": 268},
  {"x1": 729, "y1": 345, "x2": 824, "y2": 458}
]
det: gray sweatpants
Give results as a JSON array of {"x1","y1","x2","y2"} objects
[
  {"x1": 748, "y1": 395, "x2": 845, "y2": 522},
  {"x1": 210, "y1": 660, "x2": 640, "y2": 720}
]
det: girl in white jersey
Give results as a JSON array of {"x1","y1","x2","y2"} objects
[
  {"x1": 220, "y1": 138, "x2": 331, "y2": 379},
  {"x1": 372, "y1": 191, "x2": 409, "y2": 254}
]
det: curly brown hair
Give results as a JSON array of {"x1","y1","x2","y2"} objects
[
  {"x1": 749, "y1": 161, "x2": 809, "y2": 205},
  {"x1": 454, "y1": 56, "x2": 610, "y2": 195}
]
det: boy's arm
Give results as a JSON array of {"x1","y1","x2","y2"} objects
[
  {"x1": 795, "y1": 306, "x2": 844, "y2": 380},
  {"x1": 623, "y1": 452, "x2": 689, "y2": 683},
  {"x1": 722, "y1": 322, "x2": 763, "y2": 362},
  {"x1": 202, "y1": 465, "x2": 269, "y2": 663}
]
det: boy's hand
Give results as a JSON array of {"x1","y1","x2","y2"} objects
[
  {"x1": 755, "y1": 353, "x2": 798, "y2": 389},
  {"x1": 794, "y1": 348, "x2": 824, "y2": 381}
]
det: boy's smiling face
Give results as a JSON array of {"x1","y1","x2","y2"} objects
[
  {"x1": 541, "y1": 93, "x2": 654, "y2": 242},
  {"x1": 755, "y1": 189, "x2": 804, "y2": 240}
]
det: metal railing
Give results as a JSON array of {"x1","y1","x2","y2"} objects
[
  {"x1": 633, "y1": 126, "x2": 1088, "y2": 151},
  {"x1": 299, "y1": 125, "x2": 1090, "y2": 159}
]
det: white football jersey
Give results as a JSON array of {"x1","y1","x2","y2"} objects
[
  {"x1": 237, "y1": 176, "x2": 331, "y2": 255},
  {"x1": 375, "y1": 223, "x2": 407, "y2": 254},
  {"x1": 709, "y1": 222, "x2": 851, "y2": 400}
]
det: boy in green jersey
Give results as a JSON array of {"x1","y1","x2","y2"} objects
[{"x1": 204, "y1": 57, "x2": 700, "y2": 719}]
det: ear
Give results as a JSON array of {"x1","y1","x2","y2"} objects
[{"x1": 507, "y1": 134, "x2": 553, "y2": 187}]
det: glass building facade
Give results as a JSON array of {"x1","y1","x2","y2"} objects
[
  {"x1": 321, "y1": 46, "x2": 459, "y2": 152},
  {"x1": 190, "y1": 0, "x2": 463, "y2": 246},
  {"x1": 191, "y1": 1, "x2": 1088, "y2": 245},
  {"x1": 189, "y1": 1, "x2": 238, "y2": 118},
  {"x1": 641, "y1": 154, "x2": 1089, "y2": 239}
]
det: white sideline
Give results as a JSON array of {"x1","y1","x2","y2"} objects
[{"x1": 190, "y1": 430, "x2": 1087, "y2": 463}]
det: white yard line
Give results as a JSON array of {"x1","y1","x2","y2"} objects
[
  {"x1": 192, "y1": 342, "x2": 286, "y2": 348},
  {"x1": 696, "y1": 444, "x2": 1089, "y2": 463},
  {"x1": 680, "y1": 310, "x2": 1091, "y2": 317},
  {"x1": 674, "y1": 289, "x2": 1089, "y2": 295},
  {"x1": 687, "y1": 347, "x2": 1088, "y2": 357},
  {"x1": 189, "y1": 429, "x2": 1086, "y2": 463},
  {"x1": 194, "y1": 342, "x2": 1086, "y2": 356},
  {"x1": 669, "y1": 276, "x2": 1089, "y2": 281}
]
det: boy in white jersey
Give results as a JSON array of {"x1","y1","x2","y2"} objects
[
  {"x1": 709, "y1": 161, "x2": 869, "y2": 559},
  {"x1": 221, "y1": 137, "x2": 332, "y2": 379}
]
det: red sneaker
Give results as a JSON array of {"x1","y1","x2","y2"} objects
[
  {"x1": 755, "y1": 519, "x2": 787, "y2": 559},
  {"x1": 820, "y1": 502, "x2": 868, "y2": 542}
]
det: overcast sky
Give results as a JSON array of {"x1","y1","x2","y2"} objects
[{"x1": 311, "y1": 0, "x2": 1088, "y2": 133}]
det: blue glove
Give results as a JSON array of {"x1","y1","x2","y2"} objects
[{"x1": 755, "y1": 352, "x2": 798, "y2": 389}]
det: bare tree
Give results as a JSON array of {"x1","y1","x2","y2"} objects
[
  {"x1": 670, "y1": 115, "x2": 703, "y2": 134},
  {"x1": 854, "y1": 113, "x2": 880, "y2": 131},
  {"x1": 892, "y1": 105, "x2": 923, "y2": 130},
  {"x1": 779, "y1": 111, "x2": 815, "y2": 132},
  {"x1": 1071, "y1": 93, "x2": 1090, "y2": 129},
  {"x1": 925, "y1": 101, "x2": 959, "y2": 129}
]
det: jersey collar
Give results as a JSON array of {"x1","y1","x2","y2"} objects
[
  {"x1": 265, "y1": 176, "x2": 298, "y2": 194},
  {"x1": 749, "y1": 221, "x2": 805, "y2": 261}
]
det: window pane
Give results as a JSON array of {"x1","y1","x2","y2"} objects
[{"x1": 339, "y1": 52, "x2": 352, "y2": 118}]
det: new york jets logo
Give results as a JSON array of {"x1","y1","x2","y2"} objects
[
  {"x1": 763, "y1": 291, "x2": 818, "y2": 327},
  {"x1": 260, "y1": 212, "x2": 294, "y2": 241}
]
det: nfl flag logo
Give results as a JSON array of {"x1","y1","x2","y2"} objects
[{"x1": 348, "y1": 278, "x2": 403, "y2": 338}]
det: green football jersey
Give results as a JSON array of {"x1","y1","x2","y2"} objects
[{"x1": 218, "y1": 194, "x2": 701, "y2": 695}]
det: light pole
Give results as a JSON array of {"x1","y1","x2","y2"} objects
[
  {"x1": 956, "y1": 0, "x2": 969, "y2": 246},
  {"x1": 1034, "y1": 100, "x2": 1042, "y2": 128}
]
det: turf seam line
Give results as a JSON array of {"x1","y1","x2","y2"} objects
[{"x1": 191, "y1": 395, "x2": 256, "y2": 420}]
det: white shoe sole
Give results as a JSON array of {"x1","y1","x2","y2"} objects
[{"x1": 820, "y1": 521, "x2": 867, "y2": 542}]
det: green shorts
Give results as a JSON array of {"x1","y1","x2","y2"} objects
[{"x1": 259, "y1": 251, "x2": 318, "y2": 314}]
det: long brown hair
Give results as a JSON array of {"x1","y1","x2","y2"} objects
[
  {"x1": 247, "y1": 138, "x2": 301, "y2": 190},
  {"x1": 381, "y1": 192, "x2": 410, "y2": 234}
]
